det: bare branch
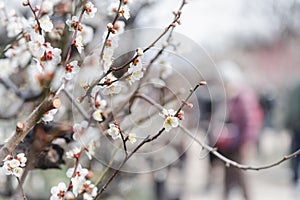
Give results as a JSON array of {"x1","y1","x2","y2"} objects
[
  {"x1": 180, "y1": 125, "x2": 300, "y2": 170},
  {"x1": 134, "y1": 90, "x2": 300, "y2": 171}
]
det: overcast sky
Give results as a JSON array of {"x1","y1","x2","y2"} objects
[{"x1": 137, "y1": 0, "x2": 300, "y2": 52}]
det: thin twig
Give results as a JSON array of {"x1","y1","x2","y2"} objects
[
  {"x1": 17, "y1": 177, "x2": 27, "y2": 200},
  {"x1": 63, "y1": 7, "x2": 86, "y2": 67},
  {"x1": 95, "y1": 144, "x2": 122, "y2": 187},
  {"x1": 180, "y1": 125, "x2": 300, "y2": 170},
  {"x1": 94, "y1": 81, "x2": 202, "y2": 199},
  {"x1": 99, "y1": 0, "x2": 123, "y2": 67},
  {"x1": 134, "y1": 88, "x2": 300, "y2": 171},
  {"x1": 84, "y1": 0, "x2": 187, "y2": 100},
  {"x1": 62, "y1": 89, "x2": 90, "y2": 120},
  {"x1": 27, "y1": 0, "x2": 42, "y2": 35},
  {"x1": 67, "y1": 149, "x2": 84, "y2": 191}
]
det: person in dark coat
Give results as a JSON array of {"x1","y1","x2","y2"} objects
[{"x1": 285, "y1": 81, "x2": 300, "y2": 186}]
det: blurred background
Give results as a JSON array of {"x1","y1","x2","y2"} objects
[
  {"x1": 135, "y1": 0, "x2": 300, "y2": 200},
  {"x1": 1, "y1": 0, "x2": 300, "y2": 200}
]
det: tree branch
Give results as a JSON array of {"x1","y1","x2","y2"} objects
[{"x1": 0, "y1": 97, "x2": 61, "y2": 161}]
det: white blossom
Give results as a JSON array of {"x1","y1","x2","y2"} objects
[
  {"x1": 84, "y1": 140, "x2": 96, "y2": 160},
  {"x1": 28, "y1": 32, "x2": 46, "y2": 58},
  {"x1": 136, "y1": 48, "x2": 144, "y2": 56},
  {"x1": 1, "y1": 153, "x2": 27, "y2": 178},
  {"x1": 119, "y1": 5, "x2": 130, "y2": 20},
  {"x1": 80, "y1": 25, "x2": 94, "y2": 45},
  {"x1": 12, "y1": 167, "x2": 23, "y2": 177},
  {"x1": 67, "y1": 164, "x2": 88, "y2": 197},
  {"x1": 161, "y1": 109, "x2": 179, "y2": 132},
  {"x1": 0, "y1": 58, "x2": 17, "y2": 77},
  {"x1": 114, "y1": 21, "x2": 125, "y2": 34},
  {"x1": 107, "y1": 123, "x2": 121, "y2": 140},
  {"x1": 41, "y1": 1, "x2": 54, "y2": 14},
  {"x1": 100, "y1": 74, "x2": 122, "y2": 95},
  {"x1": 64, "y1": 60, "x2": 80, "y2": 80},
  {"x1": 16, "y1": 153, "x2": 27, "y2": 167},
  {"x1": 82, "y1": 180, "x2": 98, "y2": 200},
  {"x1": 66, "y1": 147, "x2": 81, "y2": 159},
  {"x1": 128, "y1": 133, "x2": 137, "y2": 144},
  {"x1": 92, "y1": 109, "x2": 104, "y2": 122},
  {"x1": 74, "y1": 35, "x2": 84, "y2": 53},
  {"x1": 66, "y1": 16, "x2": 83, "y2": 32},
  {"x1": 6, "y1": 16, "x2": 25, "y2": 37},
  {"x1": 73, "y1": 121, "x2": 89, "y2": 141},
  {"x1": 41, "y1": 109, "x2": 58, "y2": 122},
  {"x1": 50, "y1": 182, "x2": 67, "y2": 200},
  {"x1": 158, "y1": 59, "x2": 173, "y2": 79},
  {"x1": 84, "y1": 2, "x2": 97, "y2": 18},
  {"x1": 93, "y1": 96, "x2": 107, "y2": 110},
  {"x1": 127, "y1": 64, "x2": 144, "y2": 84},
  {"x1": 66, "y1": 164, "x2": 89, "y2": 179},
  {"x1": 39, "y1": 15, "x2": 53, "y2": 32},
  {"x1": 42, "y1": 45, "x2": 62, "y2": 66},
  {"x1": 102, "y1": 83, "x2": 122, "y2": 95}
]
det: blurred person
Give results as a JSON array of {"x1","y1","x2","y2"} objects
[
  {"x1": 284, "y1": 81, "x2": 300, "y2": 187},
  {"x1": 208, "y1": 61, "x2": 264, "y2": 200}
]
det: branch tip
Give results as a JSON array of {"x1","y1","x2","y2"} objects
[
  {"x1": 199, "y1": 81, "x2": 207, "y2": 86},
  {"x1": 52, "y1": 98, "x2": 61, "y2": 109},
  {"x1": 16, "y1": 122, "x2": 25, "y2": 132}
]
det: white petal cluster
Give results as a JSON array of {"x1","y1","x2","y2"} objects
[
  {"x1": 108, "y1": 2, "x2": 130, "y2": 20},
  {"x1": 107, "y1": 123, "x2": 121, "y2": 140},
  {"x1": 41, "y1": 109, "x2": 58, "y2": 123},
  {"x1": 84, "y1": 2, "x2": 97, "y2": 18},
  {"x1": 81, "y1": 180, "x2": 98, "y2": 200},
  {"x1": 100, "y1": 74, "x2": 122, "y2": 95},
  {"x1": 1, "y1": 153, "x2": 27, "y2": 178},
  {"x1": 127, "y1": 49, "x2": 144, "y2": 84},
  {"x1": 64, "y1": 60, "x2": 80, "y2": 80},
  {"x1": 66, "y1": 164, "x2": 89, "y2": 196},
  {"x1": 128, "y1": 133, "x2": 137, "y2": 144},
  {"x1": 161, "y1": 108, "x2": 179, "y2": 132},
  {"x1": 50, "y1": 182, "x2": 67, "y2": 200},
  {"x1": 27, "y1": 32, "x2": 62, "y2": 73},
  {"x1": 39, "y1": 15, "x2": 53, "y2": 32},
  {"x1": 0, "y1": 58, "x2": 17, "y2": 78},
  {"x1": 66, "y1": 147, "x2": 81, "y2": 160},
  {"x1": 5, "y1": 10, "x2": 27, "y2": 38},
  {"x1": 66, "y1": 16, "x2": 83, "y2": 32}
]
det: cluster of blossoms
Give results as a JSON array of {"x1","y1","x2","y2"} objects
[
  {"x1": 28, "y1": 32, "x2": 62, "y2": 73},
  {"x1": 102, "y1": 20, "x2": 125, "y2": 72},
  {"x1": 1, "y1": 153, "x2": 27, "y2": 178},
  {"x1": 64, "y1": 60, "x2": 80, "y2": 80},
  {"x1": 108, "y1": 1, "x2": 131, "y2": 20},
  {"x1": 100, "y1": 73, "x2": 122, "y2": 95},
  {"x1": 0, "y1": 0, "x2": 189, "y2": 198},
  {"x1": 160, "y1": 108, "x2": 184, "y2": 132},
  {"x1": 102, "y1": 0, "x2": 132, "y2": 72},
  {"x1": 66, "y1": 121, "x2": 97, "y2": 161},
  {"x1": 52, "y1": 124, "x2": 98, "y2": 199},
  {"x1": 106, "y1": 123, "x2": 137, "y2": 144},
  {"x1": 50, "y1": 164, "x2": 97, "y2": 200},
  {"x1": 127, "y1": 48, "x2": 144, "y2": 85}
]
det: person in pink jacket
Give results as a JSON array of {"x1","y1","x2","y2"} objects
[{"x1": 210, "y1": 61, "x2": 264, "y2": 200}]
